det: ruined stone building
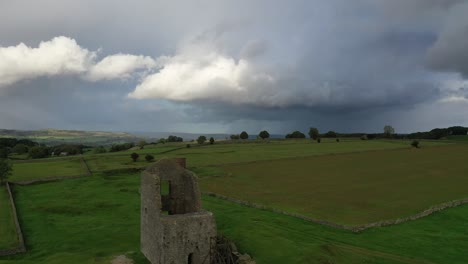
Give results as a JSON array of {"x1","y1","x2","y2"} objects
[{"x1": 141, "y1": 158, "x2": 217, "y2": 264}]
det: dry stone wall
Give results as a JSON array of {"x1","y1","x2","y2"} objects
[
  {"x1": 204, "y1": 192, "x2": 468, "y2": 233},
  {"x1": 0, "y1": 183, "x2": 26, "y2": 256}
]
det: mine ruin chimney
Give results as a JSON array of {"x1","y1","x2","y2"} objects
[{"x1": 141, "y1": 158, "x2": 217, "y2": 264}]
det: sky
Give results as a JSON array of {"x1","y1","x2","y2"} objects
[{"x1": 1, "y1": 0, "x2": 468, "y2": 134}]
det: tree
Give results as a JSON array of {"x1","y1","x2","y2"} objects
[
  {"x1": 324, "y1": 131, "x2": 337, "y2": 138},
  {"x1": 0, "y1": 159, "x2": 12, "y2": 184},
  {"x1": 258, "y1": 130, "x2": 270, "y2": 139},
  {"x1": 12, "y1": 144, "x2": 29, "y2": 154},
  {"x1": 109, "y1": 142, "x2": 135, "y2": 152},
  {"x1": 240, "y1": 131, "x2": 249, "y2": 140},
  {"x1": 308, "y1": 127, "x2": 319, "y2": 140},
  {"x1": 138, "y1": 140, "x2": 147, "y2": 149},
  {"x1": 93, "y1": 146, "x2": 107, "y2": 154},
  {"x1": 197, "y1": 136, "x2": 207, "y2": 145},
  {"x1": 29, "y1": 146, "x2": 49, "y2": 159},
  {"x1": 131, "y1": 152, "x2": 139, "y2": 162},
  {"x1": 145, "y1": 154, "x2": 154, "y2": 162},
  {"x1": 285, "y1": 131, "x2": 306, "y2": 139},
  {"x1": 448, "y1": 126, "x2": 468, "y2": 135},
  {"x1": 411, "y1": 140, "x2": 420, "y2": 148},
  {"x1": 209, "y1": 137, "x2": 215, "y2": 145},
  {"x1": 167, "y1": 135, "x2": 183, "y2": 142},
  {"x1": 0, "y1": 148, "x2": 8, "y2": 159},
  {"x1": 317, "y1": 138, "x2": 321, "y2": 143},
  {"x1": 50, "y1": 144, "x2": 84, "y2": 156},
  {"x1": 230, "y1": 134, "x2": 240, "y2": 140},
  {"x1": 384, "y1": 125, "x2": 395, "y2": 138}
]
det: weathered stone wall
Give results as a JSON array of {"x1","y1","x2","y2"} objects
[
  {"x1": 160, "y1": 212, "x2": 216, "y2": 264},
  {"x1": 145, "y1": 158, "x2": 201, "y2": 214},
  {"x1": 141, "y1": 159, "x2": 217, "y2": 264},
  {"x1": 141, "y1": 171, "x2": 163, "y2": 264}
]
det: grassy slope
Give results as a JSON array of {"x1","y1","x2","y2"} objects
[
  {"x1": 0, "y1": 185, "x2": 18, "y2": 249},
  {"x1": 0, "y1": 174, "x2": 467, "y2": 263},
  {"x1": 200, "y1": 144, "x2": 468, "y2": 225},
  {"x1": 10, "y1": 159, "x2": 87, "y2": 182}
]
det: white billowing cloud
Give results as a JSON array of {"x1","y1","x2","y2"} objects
[
  {"x1": 0, "y1": 36, "x2": 157, "y2": 87},
  {"x1": 439, "y1": 96, "x2": 468, "y2": 104},
  {"x1": 129, "y1": 50, "x2": 277, "y2": 105},
  {"x1": 0, "y1": 36, "x2": 95, "y2": 86},
  {"x1": 86, "y1": 54, "x2": 156, "y2": 81}
]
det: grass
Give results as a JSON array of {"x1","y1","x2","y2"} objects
[
  {"x1": 84, "y1": 139, "x2": 450, "y2": 172},
  {"x1": 83, "y1": 155, "x2": 150, "y2": 172},
  {"x1": 0, "y1": 175, "x2": 146, "y2": 264},
  {"x1": 204, "y1": 194, "x2": 468, "y2": 264},
  {"x1": 0, "y1": 173, "x2": 467, "y2": 263},
  {"x1": 200, "y1": 144, "x2": 468, "y2": 225},
  {"x1": 10, "y1": 159, "x2": 88, "y2": 182},
  {"x1": 0, "y1": 139, "x2": 466, "y2": 263},
  {"x1": 446, "y1": 135, "x2": 468, "y2": 142},
  {"x1": 0, "y1": 185, "x2": 18, "y2": 249}
]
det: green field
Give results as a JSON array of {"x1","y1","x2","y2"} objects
[
  {"x1": 0, "y1": 186, "x2": 18, "y2": 249},
  {"x1": 11, "y1": 159, "x2": 88, "y2": 182},
  {"x1": 0, "y1": 175, "x2": 145, "y2": 264},
  {"x1": 200, "y1": 144, "x2": 468, "y2": 225},
  {"x1": 83, "y1": 139, "x2": 449, "y2": 173},
  {"x1": 0, "y1": 174, "x2": 467, "y2": 264},
  {"x1": 446, "y1": 135, "x2": 468, "y2": 141},
  {"x1": 1, "y1": 139, "x2": 467, "y2": 263},
  {"x1": 205, "y1": 194, "x2": 468, "y2": 264}
]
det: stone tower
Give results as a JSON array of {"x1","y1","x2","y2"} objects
[{"x1": 141, "y1": 158, "x2": 217, "y2": 264}]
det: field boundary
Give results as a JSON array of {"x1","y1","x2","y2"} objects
[
  {"x1": 11, "y1": 156, "x2": 82, "y2": 164},
  {"x1": 194, "y1": 144, "x2": 452, "y2": 169},
  {"x1": 204, "y1": 192, "x2": 355, "y2": 231},
  {"x1": 353, "y1": 197, "x2": 468, "y2": 232},
  {"x1": 12, "y1": 158, "x2": 92, "y2": 186},
  {"x1": 0, "y1": 183, "x2": 26, "y2": 256},
  {"x1": 81, "y1": 157, "x2": 92, "y2": 174},
  {"x1": 203, "y1": 192, "x2": 468, "y2": 233}
]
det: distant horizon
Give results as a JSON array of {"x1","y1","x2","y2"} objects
[{"x1": 2, "y1": 125, "x2": 467, "y2": 137}]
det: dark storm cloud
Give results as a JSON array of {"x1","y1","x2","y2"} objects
[
  {"x1": 426, "y1": 3, "x2": 468, "y2": 77},
  {"x1": 1, "y1": 0, "x2": 468, "y2": 133}
]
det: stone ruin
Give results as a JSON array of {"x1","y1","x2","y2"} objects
[
  {"x1": 141, "y1": 158, "x2": 217, "y2": 264},
  {"x1": 141, "y1": 158, "x2": 255, "y2": 264}
]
